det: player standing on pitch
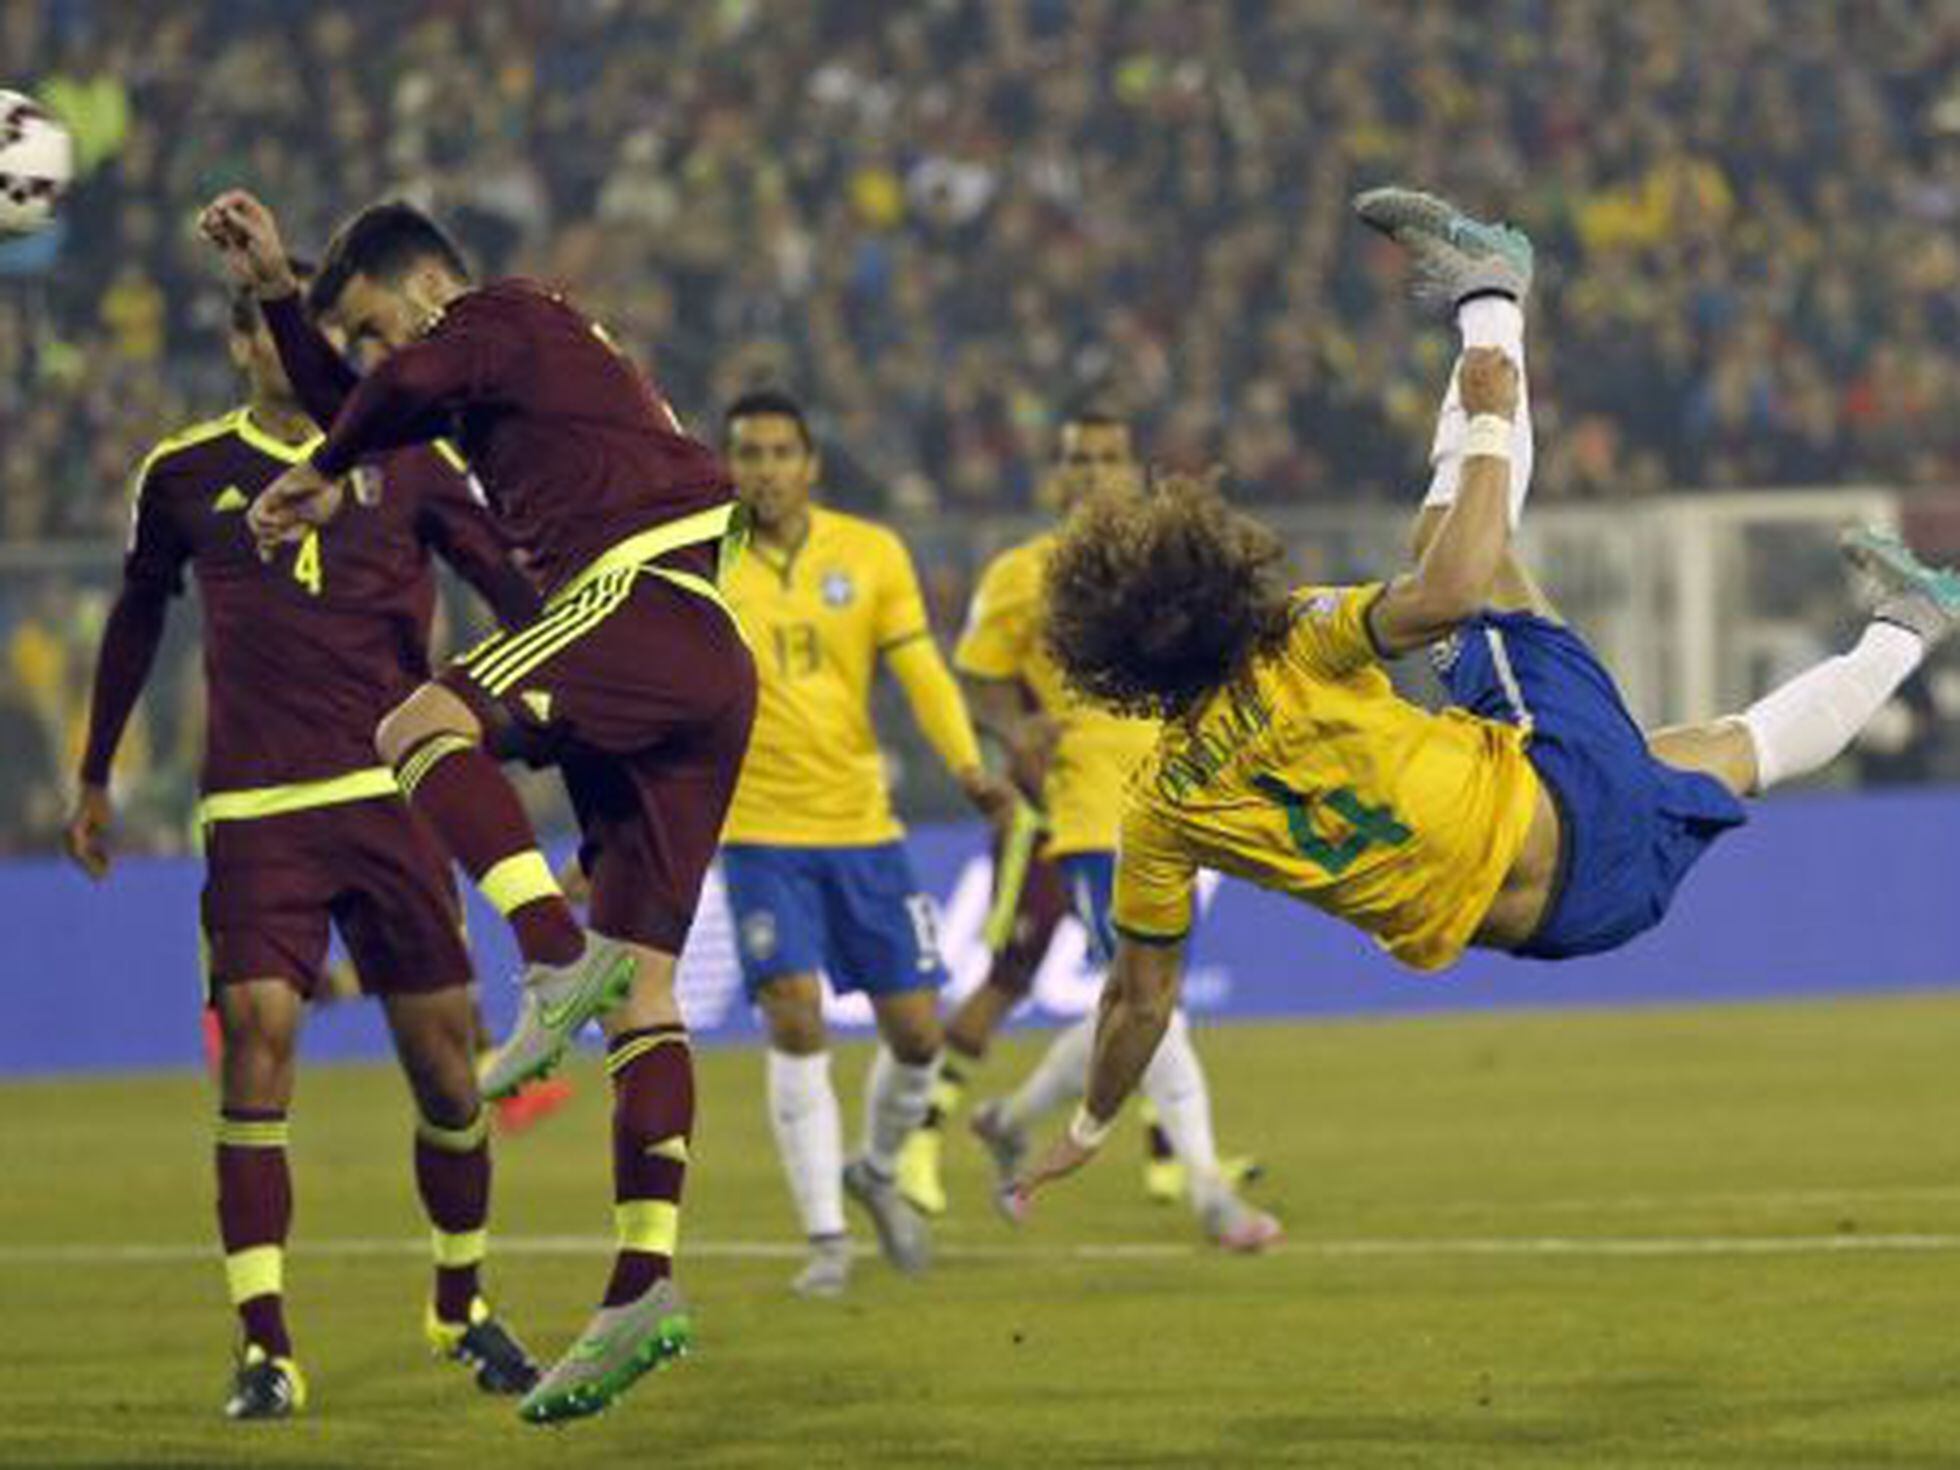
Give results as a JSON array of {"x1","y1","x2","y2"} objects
[
  {"x1": 714, "y1": 390, "x2": 1012, "y2": 1297},
  {"x1": 226, "y1": 193, "x2": 756, "y2": 1424},
  {"x1": 68, "y1": 264, "x2": 543, "y2": 1420},
  {"x1": 1016, "y1": 188, "x2": 1960, "y2": 1202}
]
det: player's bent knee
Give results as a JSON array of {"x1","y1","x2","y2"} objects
[
  {"x1": 375, "y1": 683, "x2": 481, "y2": 768},
  {"x1": 875, "y1": 994, "x2": 944, "y2": 1065},
  {"x1": 756, "y1": 975, "x2": 826, "y2": 1055}
]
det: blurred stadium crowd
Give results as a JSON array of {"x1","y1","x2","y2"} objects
[{"x1": 4, "y1": 0, "x2": 1959, "y2": 848}]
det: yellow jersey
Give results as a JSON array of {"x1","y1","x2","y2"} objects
[
  {"x1": 722, "y1": 506, "x2": 939, "y2": 846},
  {"x1": 955, "y1": 531, "x2": 1160, "y2": 856},
  {"x1": 1112, "y1": 585, "x2": 1542, "y2": 972}
]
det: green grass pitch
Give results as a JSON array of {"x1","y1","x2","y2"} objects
[{"x1": 7, "y1": 993, "x2": 1960, "y2": 1467}]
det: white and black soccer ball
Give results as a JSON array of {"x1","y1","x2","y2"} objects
[{"x1": 0, "y1": 90, "x2": 73, "y2": 237}]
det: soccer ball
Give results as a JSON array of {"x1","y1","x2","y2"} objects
[{"x1": 0, "y1": 90, "x2": 73, "y2": 237}]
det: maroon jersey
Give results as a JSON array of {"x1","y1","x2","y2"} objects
[
  {"x1": 81, "y1": 407, "x2": 536, "y2": 795},
  {"x1": 309, "y1": 279, "x2": 732, "y2": 597}
]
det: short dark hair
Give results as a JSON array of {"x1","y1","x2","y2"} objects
[
  {"x1": 1044, "y1": 474, "x2": 1295, "y2": 720},
  {"x1": 723, "y1": 389, "x2": 815, "y2": 452},
  {"x1": 310, "y1": 201, "x2": 469, "y2": 315},
  {"x1": 230, "y1": 257, "x2": 316, "y2": 335}
]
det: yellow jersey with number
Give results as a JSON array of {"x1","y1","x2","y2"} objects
[
  {"x1": 1111, "y1": 585, "x2": 1542, "y2": 972},
  {"x1": 955, "y1": 531, "x2": 1160, "y2": 856},
  {"x1": 722, "y1": 507, "x2": 933, "y2": 846}
]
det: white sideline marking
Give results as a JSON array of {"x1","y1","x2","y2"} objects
[
  {"x1": 1431, "y1": 1184, "x2": 1960, "y2": 1217},
  {"x1": 5, "y1": 1232, "x2": 1960, "y2": 1267}
]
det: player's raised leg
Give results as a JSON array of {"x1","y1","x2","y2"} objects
[
  {"x1": 1650, "y1": 528, "x2": 1960, "y2": 798},
  {"x1": 378, "y1": 685, "x2": 636, "y2": 1097},
  {"x1": 1358, "y1": 185, "x2": 1554, "y2": 616},
  {"x1": 212, "y1": 978, "x2": 306, "y2": 1421}
]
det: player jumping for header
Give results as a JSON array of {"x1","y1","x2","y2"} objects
[
  {"x1": 1015, "y1": 188, "x2": 1960, "y2": 1199},
  {"x1": 230, "y1": 192, "x2": 756, "y2": 1424}
]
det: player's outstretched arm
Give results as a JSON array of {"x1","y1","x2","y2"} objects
[
  {"x1": 66, "y1": 583, "x2": 172, "y2": 880},
  {"x1": 201, "y1": 190, "x2": 361, "y2": 427},
  {"x1": 1369, "y1": 347, "x2": 1520, "y2": 655},
  {"x1": 1014, "y1": 936, "x2": 1183, "y2": 1200},
  {"x1": 310, "y1": 307, "x2": 513, "y2": 479}
]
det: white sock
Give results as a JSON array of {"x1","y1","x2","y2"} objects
[
  {"x1": 1424, "y1": 295, "x2": 1533, "y2": 525},
  {"x1": 767, "y1": 1049, "x2": 846, "y2": 1240},
  {"x1": 1000, "y1": 1016, "x2": 1094, "y2": 1131},
  {"x1": 1139, "y1": 1010, "x2": 1227, "y2": 1213},
  {"x1": 1739, "y1": 621, "x2": 1925, "y2": 791},
  {"x1": 862, "y1": 1045, "x2": 940, "y2": 1176}
]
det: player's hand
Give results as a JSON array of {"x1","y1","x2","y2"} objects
[
  {"x1": 249, "y1": 462, "x2": 345, "y2": 557},
  {"x1": 1457, "y1": 346, "x2": 1519, "y2": 420},
  {"x1": 63, "y1": 783, "x2": 114, "y2": 881},
  {"x1": 1007, "y1": 1129, "x2": 1103, "y2": 1218},
  {"x1": 957, "y1": 765, "x2": 1018, "y2": 832},
  {"x1": 198, "y1": 189, "x2": 298, "y2": 298},
  {"x1": 1004, "y1": 713, "x2": 1061, "y2": 800}
]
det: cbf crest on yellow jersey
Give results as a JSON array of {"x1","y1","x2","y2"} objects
[
  {"x1": 955, "y1": 531, "x2": 1159, "y2": 856},
  {"x1": 1112, "y1": 585, "x2": 1543, "y2": 972},
  {"x1": 722, "y1": 507, "x2": 935, "y2": 845}
]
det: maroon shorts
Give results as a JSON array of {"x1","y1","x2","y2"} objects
[
  {"x1": 442, "y1": 571, "x2": 757, "y2": 953},
  {"x1": 202, "y1": 796, "x2": 472, "y2": 998}
]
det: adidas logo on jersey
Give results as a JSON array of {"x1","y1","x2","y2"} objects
[
  {"x1": 212, "y1": 486, "x2": 249, "y2": 513},
  {"x1": 519, "y1": 690, "x2": 553, "y2": 723}
]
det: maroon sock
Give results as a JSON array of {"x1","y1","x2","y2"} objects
[
  {"x1": 604, "y1": 1025, "x2": 693, "y2": 1307},
  {"x1": 393, "y1": 733, "x2": 582, "y2": 966},
  {"x1": 414, "y1": 1110, "x2": 491, "y2": 1324},
  {"x1": 216, "y1": 1107, "x2": 294, "y2": 1358}
]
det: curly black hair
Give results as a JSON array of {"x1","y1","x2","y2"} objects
[{"x1": 1042, "y1": 476, "x2": 1295, "y2": 720}]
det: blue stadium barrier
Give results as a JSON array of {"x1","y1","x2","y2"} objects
[{"x1": 5, "y1": 788, "x2": 1956, "y2": 1077}]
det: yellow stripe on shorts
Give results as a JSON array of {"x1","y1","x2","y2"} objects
[
  {"x1": 464, "y1": 570, "x2": 637, "y2": 696},
  {"x1": 456, "y1": 574, "x2": 611, "y2": 675}
]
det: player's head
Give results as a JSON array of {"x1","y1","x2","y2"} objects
[
  {"x1": 1049, "y1": 410, "x2": 1139, "y2": 510},
  {"x1": 1044, "y1": 475, "x2": 1293, "y2": 720},
  {"x1": 228, "y1": 258, "x2": 316, "y2": 406},
  {"x1": 723, "y1": 390, "x2": 818, "y2": 533},
  {"x1": 310, "y1": 201, "x2": 471, "y2": 358}
]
